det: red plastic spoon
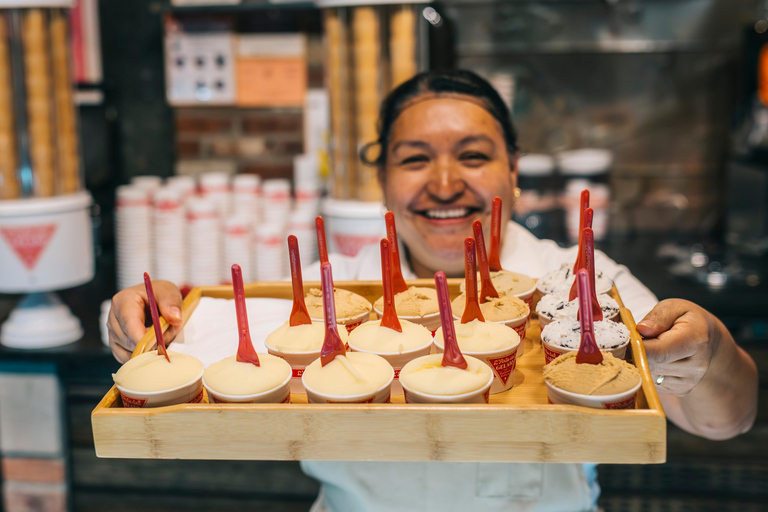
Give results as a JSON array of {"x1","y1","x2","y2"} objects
[
  {"x1": 143, "y1": 272, "x2": 170, "y2": 363},
  {"x1": 316, "y1": 216, "x2": 329, "y2": 264},
  {"x1": 288, "y1": 235, "x2": 312, "y2": 327},
  {"x1": 461, "y1": 237, "x2": 485, "y2": 323},
  {"x1": 568, "y1": 206, "x2": 592, "y2": 299},
  {"x1": 572, "y1": 190, "x2": 591, "y2": 273},
  {"x1": 435, "y1": 271, "x2": 468, "y2": 370},
  {"x1": 575, "y1": 269, "x2": 603, "y2": 365},
  {"x1": 472, "y1": 220, "x2": 499, "y2": 302},
  {"x1": 319, "y1": 262, "x2": 346, "y2": 366},
  {"x1": 571, "y1": 228, "x2": 603, "y2": 321},
  {"x1": 231, "y1": 264, "x2": 260, "y2": 366},
  {"x1": 385, "y1": 211, "x2": 409, "y2": 295},
  {"x1": 488, "y1": 196, "x2": 503, "y2": 272},
  {"x1": 379, "y1": 238, "x2": 403, "y2": 332}
]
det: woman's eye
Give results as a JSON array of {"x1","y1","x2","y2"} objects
[{"x1": 401, "y1": 155, "x2": 429, "y2": 165}]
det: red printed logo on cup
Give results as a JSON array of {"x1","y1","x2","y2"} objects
[
  {"x1": 487, "y1": 352, "x2": 516, "y2": 385},
  {"x1": 393, "y1": 368, "x2": 401, "y2": 379},
  {"x1": 543, "y1": 345, "x2": 561, "y2": 365},
  {"x1": 187, "y1": 388, "x2": 205, "y2": 404},
  {"x1": 292, "y1": 368, "x2": 305, "y2": 378},
  {"x1": 483, "y1": 387, "x2": 490, "y2": 403},
  {"x1": 0, "y1": 224, "x2": 58, "y2": 270},
  {"x1": 331, "y1": 233, "x2": 381, "y2": 257},
  {"x1": 281, "y1": 392, "x2": 291, "y2": 404},
  {"x1": 513, "y1": 323, "x2": 527, "y2": 339},
  {"x1": 603, "y1": 396, "x2": 636, "y2": 410},
  {"x1": 121, "y1": 393, "x2": 148, "y2": 408}
]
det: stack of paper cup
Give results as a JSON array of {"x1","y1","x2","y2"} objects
[
  {"x1": 261, "y1": 179, "x2": 292, "y2": 225},
  {"x1": 200, "y1": 172, "x2": 231, "y2": 221},
  {"x1": 115, "y1": 185, "x2": 153, "y2": 290},
  {"x1": 253, "y1": 223, "x2": 286, "y2": 282},
  {"x1": 186, "y1": 196, "x2": 222, "y2": 287},
  {"x1": 131, "y1": 175, "x2": 163, "y2": 197},
  {"x1": 232, "y1": 174, "x2": 261, "y2": 224},
  {"x1": 287, "y1": 208, "x2": 318, "y2": 266},
  {"x1": 166, "y1": 175, "x2": 197, "y2": 199},
  {"x1": 222, "y1": 215, "x2": 253, "y2": 284},
  {"x1": 294, "y1": 154, "x2": 321, "y2": 216},
  {"x1": 153, "y1": 186, "x2": 186, "y2": 286}
]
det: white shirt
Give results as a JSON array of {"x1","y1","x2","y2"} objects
[{"x1": 301, "y1": 221, "x2": 659, "y2": 512}]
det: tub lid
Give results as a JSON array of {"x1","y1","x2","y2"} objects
[{"x1": 321, "y1": 199, "x2": 385, "y2": 219}]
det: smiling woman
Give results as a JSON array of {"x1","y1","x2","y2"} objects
[{"x1": 361, "y1": 70, "x2": 521, "y2": 277}]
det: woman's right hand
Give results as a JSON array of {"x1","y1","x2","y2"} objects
[{"x1": 107, "y1": 281, "x2": 183, "y2": 363}]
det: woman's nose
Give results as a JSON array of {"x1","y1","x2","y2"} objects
[{"x1": 425, "y1": 157, "x2": 466, "y2": 202}]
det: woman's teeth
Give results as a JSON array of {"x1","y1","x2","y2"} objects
[{"x1": 424, "y1": 208, "x2": 470, "y2": 219}]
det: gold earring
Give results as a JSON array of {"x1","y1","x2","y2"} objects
[{"x1": 512, "y1": 187, "x2": 521, "y2": 207}]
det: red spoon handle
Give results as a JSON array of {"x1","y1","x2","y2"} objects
[
  {"x1": 436, "y1": 271, "x2": 468, "y2": 370},
  {"x1": 288, "y1": 235, "x2": 312, "y2": 326},
  {"x1": 232, "y1": 264, "x2": 260, "y2": 366},
  {"x1": 569, "y1": 207, "x2": 593, "y2": 301},
  {"x1": 379, "y1": 238, "x2": 403, "y2": 332},
  {"x1": 488, "y1": 196, "x2": 503, "y2": 272},
  {"x1": 461, "y1": 237, "x2": 485, "y2": 323},
  {"x1": 385, "y1": 211, "x2": 409, "y2": 294},
  {"x1": 316, "y1": 216, "x2": 329, "y2": 264},
  {"x1": 575, "y1": 269, "x2": 603, "y2": 365},
  {"x1": 320, "y1": 262, "x2": 346, "y2": 366},
  {"x1": 143, "y1": 272, "x2": 170, "y2": 363},
  {"x1": 572, "y1": 190, "x2": 591, "y2": 273},
  {"x1": 472, "y1": 220, "x2": 499, "y2": 302}
]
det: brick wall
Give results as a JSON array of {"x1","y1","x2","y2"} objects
[{"x1": 174, "y1": 107, "x2": 304, "y2": 184}]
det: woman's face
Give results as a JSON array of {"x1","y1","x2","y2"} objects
[{"x1": 381, "y1": 97, "x2": 517, "y2": 277}]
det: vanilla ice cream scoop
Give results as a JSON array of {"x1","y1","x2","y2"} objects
[
  {"x1": 399, "y1": 354, "x2": 492, "y2": 396},
  {"x1": 113, "y1": 350, "x2": 203, "y2": 392},
  {"x1": 203, "y1": 354, "x2": 291, "y2": 396}
]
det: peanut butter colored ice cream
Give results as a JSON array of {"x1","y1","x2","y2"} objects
[
  {"x1": 399, "y1": 354, "x2": 492, "y2": 396},
  {"x1": 374, "y1": 286, "x2": 438, "y2": 317},
  {"x1": 265, "y1": 321, "x2": 349, "y2": 353},
  {"x1": 113, "y1": 350, "x2": 203, "y2": 392},
  {"x1": 543, "y1": 352, "x2": 641, "y2": 395},
  {"x1": 434, "y1": 319, "x2": 518, "y2": 353},
  {"x1": 306, "y1": 288, "x2": 372, "y2": 320},
  {"x1": 451, "y1": 293, "x2": 529, "y2": 322},
  {"x1": 302, "y1": 352, "x2": 393, "y2": 396},
  {"x1": 203, "y1": 354, "x2": 291, "y2": 396},
  {"x1": 348, "y1": 319, "x2": 432, "y2": 354}
]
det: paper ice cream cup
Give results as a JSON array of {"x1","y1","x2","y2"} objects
[
  {"x1": 453, "y1": 312, "x2": 528, "y2": 357},
  {"x1": 545, "y1": 379, "x2": 642, "y2": 410},
  {"x1": 302, "y1": 367, "x2": 394, "y2": 404},
  {"x1": 348, "y1": 339, "x2": 433, "y2": 395},
  {"x1": 263, "y1": 346, "x2": 321, "y2": 394},
  {"x1": 116, "y1": 368, "x2": 204, "y2": 408},
  {"x1": 401, "y1": 368, "x2": 494, "y2": 404},
  {"x1": 434, "y1": 340, "x2": 519, "y2": 394},
  {"x1": 204, "y1": 370, "x2": 291, "y2": 404},
  {"x1": 541, "y1": 337, "x2": 629, "y2": 365},
  {"x1": 373, "y1": 306, "x2": 442, "y2": 334}
]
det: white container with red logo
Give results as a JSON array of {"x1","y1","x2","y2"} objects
[
  {"x1": 0, "y1": 191, "x2": 93, "y2": 292},
  {"x1": 321, "y1": 199, "x2": 386, "y2": 257}
]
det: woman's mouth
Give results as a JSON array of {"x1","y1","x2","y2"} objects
[{"x1": 413, "y1": 206, "x2": 481, "y2": 222}]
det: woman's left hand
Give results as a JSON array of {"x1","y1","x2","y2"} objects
[{"x1": 636, "y1": 299, "x2": 719, "y2": 396}]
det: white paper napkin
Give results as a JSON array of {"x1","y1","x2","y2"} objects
[{"x1": 169, "y1": 297, "x2": 293, "y2": 367}]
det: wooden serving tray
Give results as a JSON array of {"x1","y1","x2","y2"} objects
[{"x1": 92, "y1": 279, "x2": 666, "y2": 463}]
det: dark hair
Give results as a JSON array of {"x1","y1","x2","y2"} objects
[{"x1": 360, "y1": 69, "x2": 519, "y2": 168}]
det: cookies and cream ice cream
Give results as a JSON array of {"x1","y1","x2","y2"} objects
[
  {"x1": 203, "y1": 354, "x2": 291, "y2": 396},
  {"x1": 399, "y1": 354, "x2": 492, "y2": 396},
  {"x1": 536, "y1": 263, "x2": 613, "y2": 296},
  {"x1": 433, "y1": 319, "x2": 518, "y2": 353},
  {"x1": 543, "y1": 351, "x2": 641, "y2": 395},
  {"x1": 451, "y1": 293, "x2": 529, "y2": 322},
  {"x1": 306, "y1": 287, "x2": 372, "y2": 320},
  {"x1": 348, "y1": 319, "x2": 432, "y2": 354},
  {"x1": 536, "y1": 292, "x2": 620, "y2": 326},
  {"x1": 373, "y1": 286, "x2": 438, "y2": 318},
  {"x1": 301, "y1": 352, "x2": 393, "y2": 397},
  {"x1": 113, "y1": 350, "x2": 203, "y2": 392},
  {"x1": 265, "y1": 321, "x2": 349, "y2": 353},
  {"x1": 541, "y1": 318, "x2": 630, "y2": 351}
]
